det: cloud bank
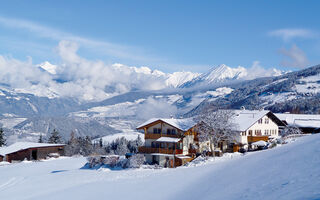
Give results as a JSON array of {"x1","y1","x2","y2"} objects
[{"x1": 0, "y1": 40, "x2": 289, "y2": 102}]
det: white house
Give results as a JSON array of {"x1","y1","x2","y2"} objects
[{"x1": 230, "y1": 110, "x2": 285, "y2": 147}]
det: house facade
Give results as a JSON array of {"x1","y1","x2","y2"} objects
[
  {"x1": 137, "y1": 118, "x2": 210, "y2": 167},
  {"x1": 231, "y1": 110, "x2": 285, "y2": 149},
  {"x1": 0, "y1": 142, "x2": 65, "y2": 163}
]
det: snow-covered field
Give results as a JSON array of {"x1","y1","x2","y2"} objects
[{"x1": 1, "y1": 134, "x2": 320, "y2": 200}]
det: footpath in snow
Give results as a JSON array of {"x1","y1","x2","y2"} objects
[{"x1": 0, "y1": 134, "x2": 319, "y2": 200}]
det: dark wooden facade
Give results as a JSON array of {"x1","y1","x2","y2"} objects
[
  {"x1": 0, "y1": 155, "x2": 3, "y2": 162},
  {"x1": 5, "y1": 145, "x2": 65, "y2": 163}
]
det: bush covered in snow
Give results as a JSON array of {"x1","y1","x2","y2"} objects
[{"x1": 86, "y1": 154, "x2": 145, "y2": 169}]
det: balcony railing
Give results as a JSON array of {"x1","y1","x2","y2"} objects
[
  {"x1": 247, "y1": 136, "x2": 269, "y2": 143},
  {"x1": 138, "y1": 146, "x2": 183, "y2": 154},
  {"x1": 145, "y1": 133, "x2": 181, "y2": 140}
]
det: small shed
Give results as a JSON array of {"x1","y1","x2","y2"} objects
[{"x1": 0, "y1": 142, "x2": 65, "y2": 163}]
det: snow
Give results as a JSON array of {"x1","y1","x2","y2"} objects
[
  {"x1": 137, "y1": 117, "x2": 196, "y2": 131},
  {"x1": 275, "y1": 113, "x2": 320, "y2": 128},
  {"x1": 251, "y1": 140, "x2": 267, "y2": 146},
  {"x1": 38, "y1": 61, "x2": 58, "y2": 75},
  {"x1": 93, "y1": 132, "x2": 144, "y2": 144},
  {"x1": 260, "y1": 92, "x2": 297, "y2": 105},
  {"x1": 0, "y1": 118, "x2": 27, "y2": 129},
  {"x1": 0, "y1": 134, "x2": 319, "y2": 200},
  {"x1": 231, "y1": 110, "x2": 270, "y2": 131},
  {"x1": 206, "y1": 87, "x2": 234, "y2": 97},
  {"x1": 295, "y1": 73, "x2": 320, "y2": 94},
  {"x1": 204, "y1": 64, "x2": 247, "y2": 82},
  {"x1": 0, "y1": 142, "x2": 65, "y2": 156},
  {"x1": 156, "y1": 137, "x2": 181, "y2": 143},
  {"x1": 165, "y1": 71, "x2": 200, "y2": 87}
]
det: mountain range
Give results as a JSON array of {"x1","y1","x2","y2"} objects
[{"x1": 1, "y1": 61, "x2": 319, "y2": 144}]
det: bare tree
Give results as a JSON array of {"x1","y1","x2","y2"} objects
[{"x1": 196, "y1": 109, "x2": 237, "y2": 155}]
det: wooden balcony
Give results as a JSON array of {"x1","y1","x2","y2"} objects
[
  {"x1": 144, "y1": 133, "x2": 181, "y2": 140},
  {"x1": 138, "y1": 146, "x2": 183, "y2": 154},
  {"x1": 247, "y1": 136, "x2": 269, "y2": 143}
]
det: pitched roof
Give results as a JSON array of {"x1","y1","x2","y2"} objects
[
  {"x1": 0, "y1": 142, "x2": 65, "y2": 156},
  {"x1": 275, "y1": 113, "x2": 320, "y2": 128},
  {"x1": 136, "y1": 118, "x2": 196, "y2": 132},
  {"x1": 230, "y1": 110, "x2": 271, "y2": 132}
]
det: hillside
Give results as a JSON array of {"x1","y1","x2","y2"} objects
[
  {"x1": 187, "y1": 64, "x2": 320, "y2": 116},
  {"x1": 0, "y1": 134, "x2": 319, "y2": 200}
]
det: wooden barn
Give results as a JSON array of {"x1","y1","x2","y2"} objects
[{"x1": 0, "y1": 142, "x2": 65, "y2": 163}]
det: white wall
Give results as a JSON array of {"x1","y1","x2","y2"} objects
[{"x1": 237, "y1": 115, "x2": 279, "y2": 144}]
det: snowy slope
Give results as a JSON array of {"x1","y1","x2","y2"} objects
[{"x1": 0, "y1": 134, "x2": 319, "y2": 200}]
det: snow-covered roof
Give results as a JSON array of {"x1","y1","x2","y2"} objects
[
  {"x1": 0, "y1": 142, "x2": 65, "y2": 156},
  {"x1": 230, "y1": 110, "x2": 270, "y2": 132},
  {"x1": 275, "y1": 113, "x2": 320, "y2": 128},
  {"x1": 156, "y1": 137, "x2": 181, "y2": 143},
  {"x1": 136, "y1": 117, "x2": 196, "y2": 131},
  {"x1": 175, "y1": 155, "x2": 192, "y2": 159},
  {"x1": 251, "y1": 140, "x2": 267, "y2": 146}
]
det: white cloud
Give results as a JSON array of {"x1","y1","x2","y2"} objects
[
  {"x1": 241, "y1": 61, "x2": 283, "y2": 80},
  {"x1": 0, "y1": 40, "x2": 176, "y2": 102},
  {"x1": 268, "y1": 28, "x2": 316, "y2": 41},
  {"x1": 137, "y1": 97, "x2": 178, "y2": 120},
  {"x1": 279, "y1": 44, "x2": 309, "y2": 68},
  {"x1": 0, "y1": 16, "x2": 158, "y2": 62}
]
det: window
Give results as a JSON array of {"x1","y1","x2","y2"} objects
[
  {"x1": 265, "y1": 118, "x2": 269, "y2": 124},
  {"x1": 258, "y1": 119, "x2": 263, "y2": 124},
  {"x1": 166, "y1": 129, "x2": 176, "y2": 135},
  {"x1": 248, "y1": 130, "x2": 252, "y2": 136},
  {"x1": 255, "y1": 130, "x2": 262, "y2": 136},
  {"x1": 153, "y1": 128, "x2": 161, "y2": 134}
]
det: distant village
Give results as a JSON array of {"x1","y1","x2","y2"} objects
[{"x1": 1, "y1": 108, "x2": 320, "y2": 168}]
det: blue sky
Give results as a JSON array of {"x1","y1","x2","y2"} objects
[{"x1": 0, "y1": 0, "x2": 319, "y2": 73}]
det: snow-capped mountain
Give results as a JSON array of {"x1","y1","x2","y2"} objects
[
  {"x1": 180, "y1": 64, "x2": 247, "y2": 88},
  {"x1": 187, "y1": 64, "x2": 320, "y2": 116},
  {"x1": 165, "y1": 71, "x2": 200, "y2": 87},
  {"x1": 180, "y1": 64, "x2": 284, "y2": 88},
  {"x1": 1, "y1": 57, "x2": 319, "y2": 144},
  {"x1": 38, "y1": 61, "x2": 58, "y2": 75}
]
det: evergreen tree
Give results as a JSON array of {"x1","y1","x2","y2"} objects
[
  {"x1": 38, "y1": 134, "x2": 44, "y2": 143},
  {"x1": 0, "y1": 128, "x2": 6, "y2": 147},
  {"x1": 48, "y1": 129, "x2": 62, "y2": 144},
  {"x1": 99, "y1": 138, "x2": 103, "y2": 147}
]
